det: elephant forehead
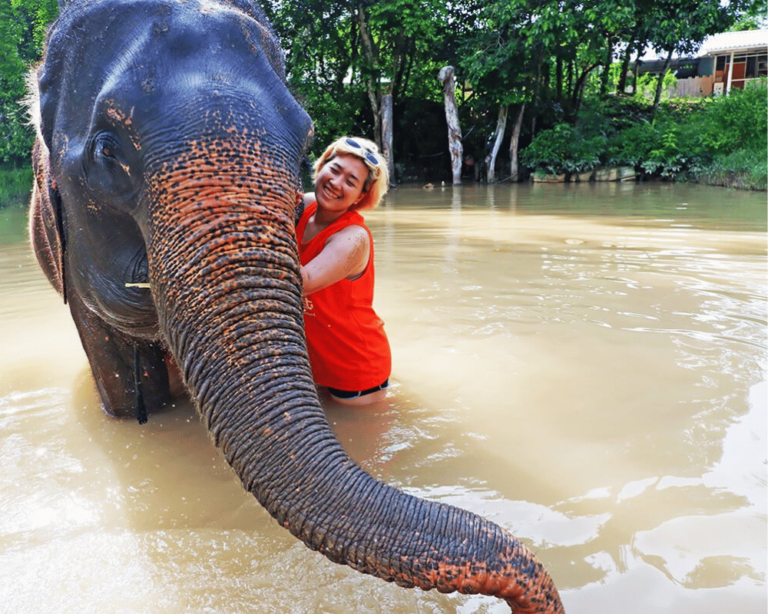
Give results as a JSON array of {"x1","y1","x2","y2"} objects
[
  {"x1": 41, "y1": 0, "x2": 311, "y2": 164},
  {"x1": 56, "y1": 3, "x2": 276, "y2": 90},
  {"x1": 52, "y1": 1, "x2": 271, "y2": 60},
  {"x1": 44, "y1": 1, "x2": 288, "y2": 114}
]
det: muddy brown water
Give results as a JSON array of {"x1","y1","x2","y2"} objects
[{"x1": 1, "y1": 182, "x2": 765, "y2": 613}]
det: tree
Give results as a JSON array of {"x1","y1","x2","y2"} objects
[
  {"x1": 265, "y1": 0, "x2": 457, "y2": 182},
  {"x1": 262, "y1": 0, "x2": 365, "y2": 153},
  {"x1": 0, "y1": 0, "x2": 59, "y2": 166},
  {"x1": 352, "y1": 0, "x2": 450, "y2": 184},
  {"x1": 460, "y1": 0, "x2": 538, "y2": 182}
]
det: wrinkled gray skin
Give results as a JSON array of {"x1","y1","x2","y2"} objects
[{"x1": 28, "y1": 1, "x2": 564, "y2": 612}]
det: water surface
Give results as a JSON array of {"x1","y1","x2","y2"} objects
[{"x1": 1, "y1": 182, "x2": 765, "y2": 613}]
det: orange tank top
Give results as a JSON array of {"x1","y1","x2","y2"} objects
[{"x1": 296, "y1": 201, "x2": 391, "y2": 391}]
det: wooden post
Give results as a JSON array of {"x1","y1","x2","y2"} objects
[
  {"x1": 439, "y1": 66, "x2": 463, "y2": 186},
  {"x1": 486, "y1": 105, "x2": 507, "y2": 183},
  {"x1": 725, "y1": 51, "x2": 735, "y2": 94},
  {"x1": 381, "y1": 94, "x2": 395, "y2": 186},
  {"x1": 509, "y1": 103, "x2": 525, "y2": 182}
]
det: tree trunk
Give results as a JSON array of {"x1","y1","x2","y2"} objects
[
  {"x1": 600, "y1": 41, "x2": 612, "y2": 95},
  {"x1": 509, "y1": 103, "x2": 525, "y2": 182},
  {"x1": 632, "y1": 60, "x2": 640, "y2": 95},
  {"x1": 354, "y1": 3, "x2": 382, "y2": 148},
  {"x1": 485, "y1": 105, "x2": 508, "y2": 183},
  {"x1": 652, "y1": 49, "x2": 673, "y2": 120},
  {"x1": 380, "y1": 93, "x2": 395, "y2": 186},
  {"x1": 438, "y1": 66, "x2": 463, "y2": 186},
  {"x1": 617, "y1": 28, "x2": 641, "y2": 94},
  {"x1": 531, "y1": 55, "x2": 543, "y2": 135},
  {"x1": 617, "y1": 42, "x2": 633, "y2": 94},
  {"x1": 631, "y1": 41, "x2": 648, "y2": 95},
  {"x1": 362, "y1": 87, "x2": 381, "y2": 149},
  {"x1": 570, "y1": 63, "x2": 600, "y2": 118}
]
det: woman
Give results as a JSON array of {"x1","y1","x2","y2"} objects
[{"x1": 296, "y1": 136, "x2": 391, "y2": 406}]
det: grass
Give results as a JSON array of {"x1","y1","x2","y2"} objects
[{"x1": 694, "y1": 149, "x2": 768, "y2": 191}]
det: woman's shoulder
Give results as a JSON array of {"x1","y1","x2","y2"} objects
[{"x1": 330, "y1": 223, "x2": 369, "y2": 242}]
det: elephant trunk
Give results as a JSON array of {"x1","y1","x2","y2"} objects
[{"x1": 145, "y1": 144, "x2": 563, "y2": 614}]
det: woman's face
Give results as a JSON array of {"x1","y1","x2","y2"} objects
[{"x1": 314, "y1": 153, "x2": 369, "y2": 214}]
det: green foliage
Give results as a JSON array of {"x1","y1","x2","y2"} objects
[
  {"x1": 267, "y1": 0, "x2": 453, "y2": 154},
  {"x1": 644, "y1": 124, "x2": 686, "y2": 176},
  {"x1": 697, "y1": 78, "x2": 768, "y2": 155},
  {"x1": 730, "y1": 0, "x2": 767, "y2": 30},
  {"x1": 0, "y1": 165, "x2": 33, "y2": 209},
  {"x1": 0, "y1": 0, "x2": 59, "y2": 165},
  {"x1": 605, "y1": 121, "x2": 659, "y2": 167},
  {"x1": 293, "y1": 83, "x2": 369, "y2": 158},
  {"x1": 521, "y1": 79, "x2": 767, "y2": 189},
  {"x1": 0, "y1": 98, "x2": 34, "y2": 164},
  {"x1": 0, "y1": 0, "x2": 762, "y2": 189},
  {"x1": 632, "y1": 71, "x2": 679, "y2": 102},
  {"x1": 693, "y1": 79, "x2": 768, "y2": 189},
  {"x1": 520, "y1": 123, "x2": 605, "y2": 175}
]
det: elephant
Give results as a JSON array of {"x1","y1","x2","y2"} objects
[{"x1": 27, "y1": 1, "x2": 564, "y2": 612}]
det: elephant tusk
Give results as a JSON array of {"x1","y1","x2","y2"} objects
[{"x1": 125, "y1": 282, "x2": 151, "y2": 288}]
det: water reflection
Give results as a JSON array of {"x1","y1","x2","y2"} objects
[{"x1": 1, "y1": 183, "x2": 766, "y2": 613}]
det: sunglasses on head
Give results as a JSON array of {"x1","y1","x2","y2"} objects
[{"x1": 345, "y1": 138, "x2": 379, "y2": 167}]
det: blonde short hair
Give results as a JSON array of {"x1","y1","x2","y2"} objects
[{"x1": 312, "y1": 136, "x2": 390, "y2": 211}]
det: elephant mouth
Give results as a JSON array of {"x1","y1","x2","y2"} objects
[
  {"x1": 127, "y1": 249, "x2": 150, "y2": 286},
  {"x1": 102, "y1": 245, "x2": 158, "y2": 337}
]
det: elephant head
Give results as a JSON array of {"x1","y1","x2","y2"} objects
[{"x1": 28, "y1": 1, "x2": 564, "y2": 611}]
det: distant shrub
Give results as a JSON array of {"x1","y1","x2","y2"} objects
[
  {"x1": 520, "y1": 123, "x2": 604, "y2": 175},
  {"x1": 632, "y1": 71, "x2": 679, "y2": 103},
  {"x1": 696, "y1": 78, "x2": 767, "y2": 156},
  {"x1": 605, "y1": 121, "x2": 658, "y2": 168},
  {"x1": 693, "y1": 79, "x2": 767, "y2": 190}
]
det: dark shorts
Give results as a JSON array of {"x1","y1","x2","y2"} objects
[{"x1": 327, "y1": 379, "x2": 389, "y2": 400}]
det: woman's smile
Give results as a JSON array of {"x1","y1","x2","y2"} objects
[{"x1": 315, "y1": 153, "x2": 369, "y2": 215}]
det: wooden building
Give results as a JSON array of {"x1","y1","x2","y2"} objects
[{"x1": 632, "y1": 30, "x2": 767, "y2": 98}]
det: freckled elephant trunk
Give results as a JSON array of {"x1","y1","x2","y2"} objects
[{"x1": 145, "y1": 145, "x2": 564, "y2": 613}]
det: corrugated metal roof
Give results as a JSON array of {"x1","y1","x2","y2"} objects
[
  {"x1": 635, "y1": 29, "x2": 767, "y2": 62},
  {"x1": 701, "y1": 30, "x2": 768, "y2": 54}
]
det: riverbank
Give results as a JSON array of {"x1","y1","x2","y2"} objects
[{"x1": 518, "y1": 81, "x2": 767, "y2": 192}]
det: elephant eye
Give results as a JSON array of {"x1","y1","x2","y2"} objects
[
  {"x1": 86, "y1": 131, "x2": 136, "y2": 200},
  {"x1": 92, "y1": 133, "x2": 121, "y2": 161}
]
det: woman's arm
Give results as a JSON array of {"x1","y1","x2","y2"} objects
[{"x1": 301, "y1": 225, "x2": 370, "y2": 295}]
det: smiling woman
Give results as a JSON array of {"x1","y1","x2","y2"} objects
[{"x1": 296, "y1": 136, "x2": 392, "y2": 406}]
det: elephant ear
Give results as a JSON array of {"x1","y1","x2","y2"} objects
[
  {"x1": 27, "y1": 54, "x2": 69, "y2": 302},
  {"x1": 29, "y1": 137, "x2": 67, "y2": 304}
]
